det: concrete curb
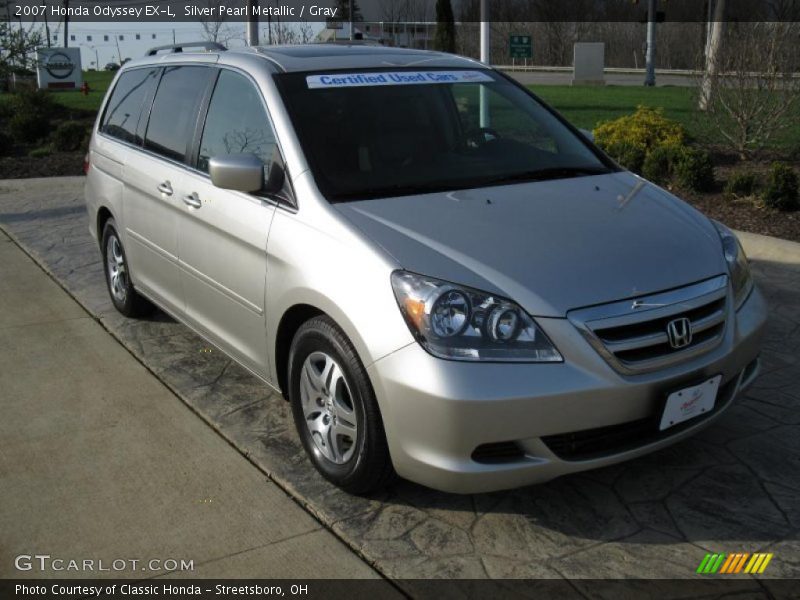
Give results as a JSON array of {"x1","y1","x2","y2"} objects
[{"x1": 736, "y1": 230, "x2": 800, "y2": 264}]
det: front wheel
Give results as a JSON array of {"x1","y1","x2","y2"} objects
[{"x1": 288, "y1": 316, "x2": 395, "y2": 494}]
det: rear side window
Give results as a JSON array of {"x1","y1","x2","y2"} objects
[
  {"x1": 144, "y1": 66, "x2": 210, "y2": 162},
  {"x1": 197, "y1": 70, "x2": 276, "y2": 173},
  {"x1": 101, "y1": 68, "x2": 159, "y2": 144}
]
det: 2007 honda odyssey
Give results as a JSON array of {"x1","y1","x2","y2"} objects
[{"x1": 85, "y1": 43, "x2": 766, "y2": 494}]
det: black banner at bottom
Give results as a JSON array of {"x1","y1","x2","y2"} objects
[{"x1": 2, "y1": 579, "x2": 799, "y2": 600}]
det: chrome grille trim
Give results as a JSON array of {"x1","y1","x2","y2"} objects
[{"x1": 568, "y1": 275, "x2": 729, "y2": 375}]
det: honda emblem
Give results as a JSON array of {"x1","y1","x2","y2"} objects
[{"x1": 666, "y1": 317, "x2": 693, "y2": 349}]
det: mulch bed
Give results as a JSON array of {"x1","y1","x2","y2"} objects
[
  {"x1": 685, "y1": 192, "x2": 800, "y2": 243},
  {"x1": 681, "y1": 154, "x2": 800, "y2": 243},
  {"x1": 0, "y1": 152, "x2": 85, "y2": 179}
]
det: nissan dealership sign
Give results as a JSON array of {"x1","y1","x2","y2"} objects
[{"x1": 36, "y1": 47, "x2": 83, "y2": 90}]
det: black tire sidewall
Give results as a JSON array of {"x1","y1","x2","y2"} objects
[{"x1": 289, "y1": 319, "x2": 374, "y2": 487}]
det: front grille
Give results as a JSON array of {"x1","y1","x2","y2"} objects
[
  {"x1": 542, "y1": 376, "x2": 738, "y2": 461},
  {"x1": 568, "y1": 275, "x2": 729, "y2": 374}
]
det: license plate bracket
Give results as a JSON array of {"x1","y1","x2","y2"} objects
[{"x1": 659, "y1": 375, "x2": 722, "y2": 431}]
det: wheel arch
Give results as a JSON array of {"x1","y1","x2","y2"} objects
[
  {"x1": 274, "y1": 303, "x2": 325, "y2": 400},
  {"x1": 96, "y1": 206, "x2": 115, "y2": 248}
]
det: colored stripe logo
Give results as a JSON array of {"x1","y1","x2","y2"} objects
[{"x1": 697, "y1": 553, "x2": 773, "y2": 574}]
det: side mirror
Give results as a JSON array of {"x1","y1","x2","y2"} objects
[
  {"x1": 209, "y1": 153, "x2": 264, "y2": 193},
  {"x1": 579, "y1": 128, "x2": 595, "y2": 143}
]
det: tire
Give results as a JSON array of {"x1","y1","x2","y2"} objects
[
  {"x1": 288, "y1": 315, "x2": 395, "y2": 494},
  {"x1": 101, "y1": 218, "x2": 153, "y2": 318}
]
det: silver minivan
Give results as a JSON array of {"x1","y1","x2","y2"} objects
[{"x1": 85, "y1": 43, "x2": 766, "y2": 494}]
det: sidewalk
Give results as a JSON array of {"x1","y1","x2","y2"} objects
[{"x1": 0, "y1": 228, "x2": 390, "y2": 583}]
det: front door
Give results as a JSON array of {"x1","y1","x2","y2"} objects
[{"x1": 178, "y1": 69, "x2": 279, "y2": 378}]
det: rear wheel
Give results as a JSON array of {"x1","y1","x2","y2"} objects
[
  {"x1": 101, "y1": 218, "x2": 153, "y2": 317},
  {"x1": 288, "y1": 316, "x2": 395, "y2": 494}
]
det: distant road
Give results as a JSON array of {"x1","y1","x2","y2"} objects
[{"x1": 501, "y1": 67, "x2": 696, "y2": 87}]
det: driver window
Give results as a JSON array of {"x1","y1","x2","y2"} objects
[
  {"x1": 198, "y1": 70, "x2": 277, "y2": 174},
  {"x1": 451, "y1": 83, "x2": 558, "y2": 153}
]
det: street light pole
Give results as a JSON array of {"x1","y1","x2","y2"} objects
[
  {"x1": 43, "y1": 5, "x2": 51, "y2": 47},
  {"x1": 479, "y1": 0, "x2": 490, "y2": 127},
  {"x1": 644, "y1": 0, "x2": 657, "y2": 86},
  {"x1": 349, "y1": 0, "x2": 354, "y2": 41},
  {"x1": 246, "y1": 0, "x2": 259, "y2": 46},
  {"x1": 479, "y1": 0, "x2": 489, "y2": 65},
  {"x1": 63, "y1": 0, "x2": 69, "y2": 48}
]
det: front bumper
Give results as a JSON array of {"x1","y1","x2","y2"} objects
[{"x1": 368, "y1": 286, "x2": 767, "y2": 494}]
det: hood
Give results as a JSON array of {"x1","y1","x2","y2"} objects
[{"x1": 334, "y1": 172, "x2": 727, "y2": 317}]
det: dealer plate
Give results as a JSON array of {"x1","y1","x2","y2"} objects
[{"x1": 659, "y1": 375, "x2": 722, "y2": 431}]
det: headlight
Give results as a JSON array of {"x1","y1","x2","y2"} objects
[
  {"x1": 712, "y1": 220, "x2": 754, "y2": 310},
  {"x1": 391, "y1": 271, "x2": 562, "y2": 362}
]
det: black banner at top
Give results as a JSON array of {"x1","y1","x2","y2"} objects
[{"x1": 7, "y1": 0, "x2": 800, "y2": 23}]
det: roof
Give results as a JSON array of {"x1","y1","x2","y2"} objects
[{"x1": 246, "y1": 44, "x2": 484, "y2": 73}]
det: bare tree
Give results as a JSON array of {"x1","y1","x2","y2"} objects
[
  {"x1": 272, "y1": 23, "x2": 296, "y2": 45},
  {"x1": 699, "y1": 0, "x2": 727, "y2": 110},
  {"x1": 0, "y1": 19, "x2": 43, "y2": 83},
  {"x1": 698, "y1": 22, "x2": 800, "y2": 157},
  {"x1": 199, "y1": 0, "x2": 234, "y2": 45},
  {"x1": 378, "y1": 0, "x2": 406, "y2": 23},
  {"x1": 378, "y1": 0, "x2": 408, "y2": 45},
  {"x1": 296, "y1": 21, "x2": 315, "y2": 43},
  {"x1": 259, "y1": 21, "x2": 315, "y2": 45}
]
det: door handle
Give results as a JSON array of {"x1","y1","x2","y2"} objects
[
  {"x1": 183, "y1": 192, "x2": 202, "y2": 209},
  {"x1": 157, "y1": 181, "x2": 173, "y2": 196}
]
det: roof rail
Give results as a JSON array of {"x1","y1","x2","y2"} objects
[{"x1": 146, "y1": 42, "x2": 227, "y2": 56}]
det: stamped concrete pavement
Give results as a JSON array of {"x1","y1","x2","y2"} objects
[
  {"x1": 0, "y1": 177, "x2": 797, "y2": 594},
  {"x1": 0, "y1": 223, "x2": 391, "y2": 584}
]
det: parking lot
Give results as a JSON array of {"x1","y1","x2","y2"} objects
[{"x1": 1, "y1": 177, "x2": 798, "y2": 592}]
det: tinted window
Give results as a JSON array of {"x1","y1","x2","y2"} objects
[
  {"x1": 198, "y1": 70, "x2": 276, "y2": 174},
  {"x1": 144, "y1": 66, "x2": 209, "y2": 162},
  {"x1": 101, "y1": 68, "x2": 158, "y2": 144}
]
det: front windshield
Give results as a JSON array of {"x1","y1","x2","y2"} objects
[{"x1": 275, "y1": 68, "x2": 614, "y2": 202}]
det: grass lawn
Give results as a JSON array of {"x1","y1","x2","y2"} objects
[
  {"x1": 51, "y1": 70, "x2": 116, "y2": 113},
  {"x1": 533, "y1": 85, "x2": 696, "y2": 131},
  {"x1": 532, "y1": 85, "x2": 800, "y2": 151}
]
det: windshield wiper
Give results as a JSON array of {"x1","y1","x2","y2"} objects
[{"x1": 482, "y1": 165, "x2": 612, "y2": 186}]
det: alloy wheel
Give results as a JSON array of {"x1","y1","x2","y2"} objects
[
  {"x1": 106, "y1": 234, "x2": 127, "y2": 303},
  {"x1": 299, "y1": 351, "x2": 358, "y2": 464}
]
